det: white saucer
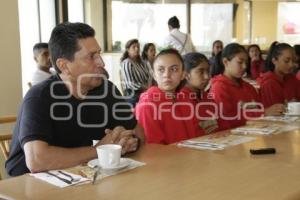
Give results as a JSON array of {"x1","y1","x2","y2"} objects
[
  {"x1": 284, "y1": 113, "x2": 300, "y2": 116},
  {"x1": 87, "y1": 158, "x2": 130, "y2": 171}
]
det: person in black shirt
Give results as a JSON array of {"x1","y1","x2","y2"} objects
[{"x1": 6, "y1": 22, "x2": 144, "y2": 176}]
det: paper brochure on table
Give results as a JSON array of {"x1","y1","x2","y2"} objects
[
  {"x1": 231, "y1": 124, "x2": 282, "y2": 135},
  {"x1": 254, "y1": 115, "x2": 299, "y2": 123},
  {"x1": 30, "y1": 170, "x2": 90, "y2": 188},
  {"x1": 30, "y1": 158, "x2": 145, "y2": 187},
  {"x1": 178, "y1": 135, "x2": 255, "y2": 150}
]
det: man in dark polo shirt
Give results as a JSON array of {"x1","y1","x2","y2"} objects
[{"x1": 6, "y1": 22, "x2": 143, "y2": 176}]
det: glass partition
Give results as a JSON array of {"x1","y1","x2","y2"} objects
[
  {"x1": 111, "y1": 0, "x2": 187, "y2": 51},
  {"x1": 191, "y1": 3, "x2": 233, "y2": 52},
  {"x1": 278, "y1": 2, "x2": 300, "y2": 45},
  {"x1": 68, "y1": 0, "x2": 84, "y2": 23}
]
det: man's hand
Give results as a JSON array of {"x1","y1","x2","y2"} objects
[
  {"x1": 97, "y1": 126, "x2": 129, "y2": 145},
  {"x1": 118, "y1": 136, "x2": 139, "y2": 154},
  {"x1": 264, "y1": 104, "x2": 286, "y2": 116},
  {"x1": 96, "y1": 126, "x2": 138, "y2": 154}
]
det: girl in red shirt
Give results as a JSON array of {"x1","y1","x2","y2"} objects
[
  {"x1": 257, "y1": 43, "x2": 300, "y2": 107},
  {"x1": 135, "y1": 49, "x2": 204, "y2": 144},
  {"x1": 210, "y1": 43, "x2": 284, "y2": 128},
  {"x1": 180, "y1": 52, "x2": 230, "y2": 134}
]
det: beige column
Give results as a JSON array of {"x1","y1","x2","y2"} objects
[
  {"x1": 0, "y1": 0, "x2": 22, "y2": 117},
  {"x1": 251, "y1": 0, "x2": 277, "y2": 50},
  {"x1": 84, "y1": 0, "x2": 106, "y2": 49},
  {"x1": 0, "y1": 0, "x2": 22, "y2": 179}
]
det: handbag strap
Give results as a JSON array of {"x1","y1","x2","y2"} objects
[{"x1": 170, "y1": 33, "x2": 188, "y2": 54}]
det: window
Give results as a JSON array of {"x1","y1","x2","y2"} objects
[
  {"x1": 111, "y1": 0, "x2": 186, "y2": 51},
  {"x1": 278, "y1": 2, "x2": 300, "y2": 45},
  {"x1": 191, "y1": 3, "x2": 233, "y2": 52},
  {"x1": 18, "y1": 0, "x2": 56, "y2": 95},
  {"x1": 68, "y1": 0, "x2": 85, "y2": 23},
  {"x1": 39, "y1": 0, "x2": 56, "y2": 41}
]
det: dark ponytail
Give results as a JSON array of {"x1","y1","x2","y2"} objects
[{"x1": 264, "y1": 41, "x2": 278, "y2": 72}]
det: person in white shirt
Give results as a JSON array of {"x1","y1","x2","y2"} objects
[
  {"x1": 31, "y1": 43, "x2": 53, "y2": 85},
  {"x1": 163, "y1": 16, "x2": 195, "y2": 55}
]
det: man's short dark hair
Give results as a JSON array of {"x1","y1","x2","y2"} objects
[
  {"x1": 33, "y1": 43, "x2": 48, "y2": 55},
  {"x1": 168, "y1": 16, "x2": 180, "y2": 29},
  {"x1": 48, "y1": 22, "x2": 95, "y2": 73},
  {"x1": 33, "y1": 43, "x2": 48, "y2": 51}
]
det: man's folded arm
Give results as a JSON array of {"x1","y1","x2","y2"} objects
[{"x1": 24, "y1": 140, "x2": 97, "y2": 173}]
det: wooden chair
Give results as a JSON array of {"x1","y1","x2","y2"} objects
[
  {"x1": 0, "y1": 115, "x2": 16, "y2": 179},
  {"x1": 0, "y1": 116, "x2": 16, "y2": 124},
  {"x1": 0, "y1": 133, "x2": 12, "y2": 161}
]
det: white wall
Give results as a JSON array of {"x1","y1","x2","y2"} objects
[
  {"x1": 0, "y1": 0, "x2": 22, "y2": 116},
  {"x1": 85, "y1": 0, "x2": 105, "y2": 49},
  {"x1": 0, "y1": 0, "x2": 22, "y2": 179}
]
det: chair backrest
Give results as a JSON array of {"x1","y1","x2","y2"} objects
[
  {"x1": 0, "y1": 116, "x2": 15, "y2": 180},
  {"x1": 0, "y1": 116, "x2": 16, "y2": 160},
  {"x1": 0, "y1": 116, "x2": 16, "y2": 124},
  {"x1": 0, "y1": 133, "x2": 12, "y2": 161}
]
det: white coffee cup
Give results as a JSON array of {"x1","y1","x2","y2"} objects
[
  {"x1": 96, "y1": 144, "x2": 121, "y2": 168},
  {"x1": 287, "y1": 102, "x2": 300, "y2": 115}
]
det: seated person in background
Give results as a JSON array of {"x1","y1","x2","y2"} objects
[
  {"x1": 209, "y1": 40, "x2": 223, "y2": 67},
  {"x1": 180, "y1": 52, "x2": 230, "y2": 134},
  {"x1": 210, "y1": 51, "x2": 223, "y2": 78},
  {"x1": 120, "y1": 39, "x2": 153, "y2": 107},
  {"x1": 247, "y1": 44, "x2": 265, "y2": 79},
  {"x1": 142, "y1": 43, "x2": 156, "y2": 71},
  {"x1": 210, "y1": 43, "x2": 284, "y2": 129},
  {"x1": 6, "y1": 22, "x2": 143, "y2": 176},
  {"x1": 294, "y1": 44, "x2": 300, "y2": 80},
  {"x1": 163, "y1": 16, "x2": 195, "y2": 55},
  {"x1": 142, "y1": 43, "x2": 157, "y2": 86},
  {"x1": 135, "y1": 49, "x2": 205, "y2": 144},
  {"x1": 257, "y1": 43, "x2": 300, "y2": 107},
  {"x1": 31, "y1": 42, "x2": 53, "y2": 85}
]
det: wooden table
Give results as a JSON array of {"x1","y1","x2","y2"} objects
[{"x1": 1, "y1": 127, "x2": 300, "y2": 200}]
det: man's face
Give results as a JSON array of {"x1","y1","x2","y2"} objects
[
  {"x1": 65, "y1": 37, "x2": 105, "y2": 90},
  {"x1": 35, "y1": 48, "x2": 51, "y2": 68}
]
